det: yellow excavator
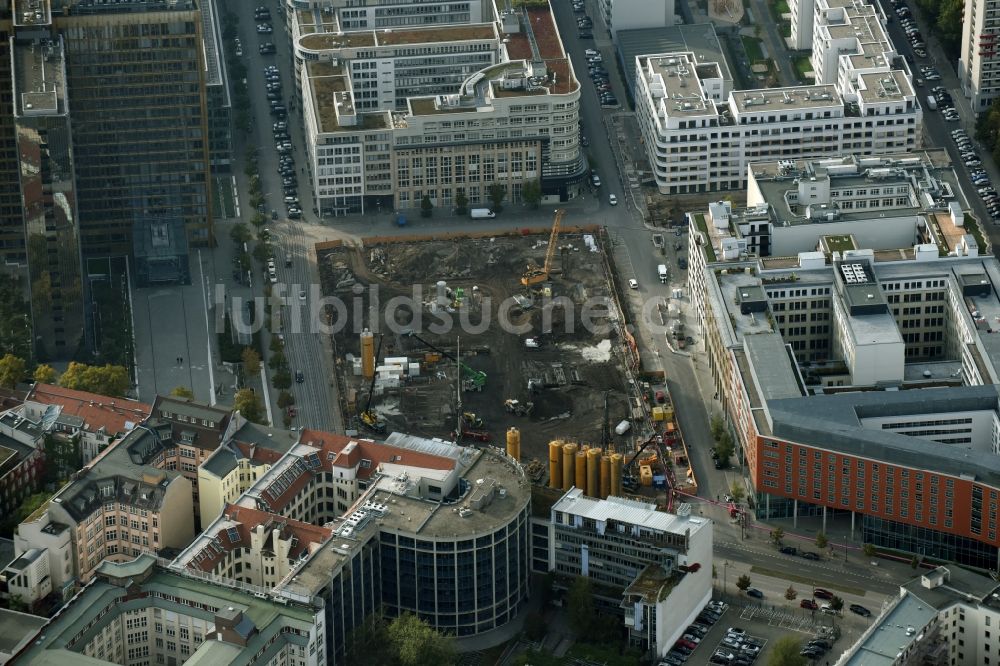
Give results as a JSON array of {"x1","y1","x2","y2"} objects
[{"x1": 521, "y1": 209, "x2": 565, "y2": 286}]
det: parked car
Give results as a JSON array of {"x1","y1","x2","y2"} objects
[
  {"x1": 779, "y1": 546, "x2": 797, "y2": 555},
  {"x1": 800, "y1": 551, "x2": 820, "y2": 561},
  {"x1": 821, "y1": 604, "x2": 839, "y2": 615},
  {"x1": 746, "y1": 588, "x2": 764, "y2": 599},
  {"x1": 813, "y1": 588, "x2": 834, "y2": 599},
  {"x1": 800, "y1": 599, "x2": 819, "y2": 610},
  {"x1": 850, "y1": 604, "x2": 872, "y2": 617}
]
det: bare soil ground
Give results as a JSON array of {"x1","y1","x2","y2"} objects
[{"x1": 318, "y1": 233, "x2": 634, "y2": 463}]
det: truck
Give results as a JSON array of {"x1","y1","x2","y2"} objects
[
  {"x1": 925, "y1": 95, "x2": 937, "y2": 111},
  {"x1": 657, "y1": 264, "x2": 668, "y2": 283},
  {"x1": 470, "y1": 208, "x2": 496, "y2": 219}
]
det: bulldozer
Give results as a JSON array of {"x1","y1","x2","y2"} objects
[{"x1": 504, "y1": 399, "x2": 534, "y2": 416}]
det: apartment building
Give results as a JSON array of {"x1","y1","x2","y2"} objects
[
  {"x1": 197, "y1": 423, "x2": 299, "y2": 527},
  {"x1": 688, "y1": 193, "x2": 1000, "y2": 568},
  {"x1": 959, "y1": 0, "x2": 1000, "y2": 113},
  {"x1": 838, "y1": 566, "x2": 1000, "y2": 666},
  {"x1": 789, "y1": 0, "x2": 814, "y2": 50},
  {"x1": 147, "y1": 396, "x2": 237, "y2": 528},
  {"x1": 535, "y1": 488, "x2": 712, "y2": 658},
  {"x1": 22, "y1": 383, "x2": 152, "y2": 464},
  {"x1": 15, "y1": 425, "x2": 194, "y2": 586},
  {"x1": 175, "y1": 504, "x2": 333, "y2": 588},
  {"x1": 634, "y1": 10, "x2": 921, "y2": 194},
  {"x1": 12, "y1": 554, "x2": 326, "y2": 666},
  {"x1": 597, "y1": 0, "x2": 676, "y2": 39},
  {"x1": 0, "y1": 408, "x2": 45, "y2": 521},
  {"x1": 294, "y1": 1, "x2": 585, "y2": 215}
]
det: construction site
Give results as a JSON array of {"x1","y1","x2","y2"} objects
[{"x1": 315, "y1": 216, "x2": 693, "y2": 504}]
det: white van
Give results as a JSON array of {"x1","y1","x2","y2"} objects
[{"x1": 657, "y1": 264, "x2": 668, "y2": 283}]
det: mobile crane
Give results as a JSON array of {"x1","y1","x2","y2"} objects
[
  {"x1": 521, "y1": 209, "x2": 565, "y2": 286},
  {"x1": 359, "y1": 334, "x2": 386, "y2": 433},
  {"x1": 403, "y1": 330, "x2": 486, "y2": 391}
]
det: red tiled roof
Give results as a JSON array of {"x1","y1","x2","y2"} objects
[
  {"x1": 300, "y1": 429, "x2": 455, "y2": 479},
  {"x1": 28, "y1": 383, "x2": 152, "y2": 436},
  {"x1": 188, "y1": 503, "x2": 333, "y2": 573},
  {"x1": 233, "y1": 440, "x2": 285, "y2": 466}
]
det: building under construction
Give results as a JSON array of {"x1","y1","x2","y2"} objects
[{"x1": 316, "y1": 223, "x2": 648, "y2": 478}]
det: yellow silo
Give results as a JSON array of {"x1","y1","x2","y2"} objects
[
  {"x1": 548, "y1": 440, "x2": 563, "y2": 489},
  {"x1": 562, "y1": 443, "x2": 578, "y2": 491},
  {"x1": 600, "y1": 454, "x2": 611, "y2": 498},
  {"x1": 361, "y1": 329, "x2": 376, "y2": 378},
  {"x1": 586, "y1": 447, "x2": 602, "y2": 497},
  {"x1": 506, "y1": 428, "x2": 521, "y2": 461},
  {"x1": 575, "y1": 449, "x2": 587, "y2": 490},
  {"x1": 610, "y1": 453, "x2": 623, "y2": 497}
]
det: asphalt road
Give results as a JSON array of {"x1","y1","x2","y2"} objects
[{"x1": 226, "y1": 0, "x2": 340, "y2": 432}]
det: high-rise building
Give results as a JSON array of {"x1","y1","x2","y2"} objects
[{"x1": 959, "y1": 0, "x2": 1000, "y2": 113}]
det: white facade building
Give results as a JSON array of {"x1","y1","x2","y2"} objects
[
  {"x1": 543, "y1": 488, "x2": 713, "y2": 658},
  {"x1": 634, "y1": 3, "x2": 921, "y2": 195},
  {"x1": 959, "y1": 0, "x2": 1000, "y2": 113},
  {"x1": 599, "y1": 0, "x2": 676, "y2": 39}
]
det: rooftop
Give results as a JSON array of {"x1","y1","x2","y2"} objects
[
  {"x1": 842, "y1": 592, "x2": 937, "y2": 666},
  {"x1": 553, "y1": 487, "x2": 711, "y2": 537},
  {"x1": 903, "y1": 566, "x2": 1000, "y2": 610},
  {"x1": 617, "y1": 23, "x2": 731, "y2": 93},
  {"x1": 298, "y1": 24, "x2": 496, "y2": 52},
  {"x1": 27, "y1": 383, "x2": 152, "y2": 437},
  {"x1": 731, "y1": 85, "x2": 841, "y2": 114},
  {"x1": 857, "y1": 70, "x2": 913, "y2": 104},
  {"x1": 199, "y1": 422, "x2": 298, "y2": 479},
  {"x1": 12, "y1": 37, "x2": 65, "y2": 117},
  {"x1": 0, "y1": 608, "x2": 46, "y2": 658},
  {"x1": 641, "y1": 53, "x2": 716, "y2": 117}
]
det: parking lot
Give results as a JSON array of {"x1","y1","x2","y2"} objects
[{"x1": 659, "y1": 595, "x2": 871, "y2": 665}]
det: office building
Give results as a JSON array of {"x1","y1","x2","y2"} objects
[
  {"x1": 838, "y1": 566, "x2": 1000, "y2": 665},
  {"x1": 688, "y1": 179, "x2": 1000, "y2": 567},
  {"x1": 534, "y1": 488, "x2": 713, "y2": 658},
  {"x1": 322, "y1": 0, "x2": 493, "y2": 30},
  {"x1": 22, "y1": 383, "x2": 152, "y2": 464},
  {"x1": 293, "y1": 0, "x2": 586, "y2": 215},
  {"x1": 177, "y1": 429, "x2": 531, "y2": 663},
  {"x1": 11, "y1": 554, "x2": 326, "y2": 666},
  {"x1": 959, "y1": 0, "x2": 1000, "y2": 113},
  {"x1": 633, "y1": 6, "x2": 921, "y2": 195}
]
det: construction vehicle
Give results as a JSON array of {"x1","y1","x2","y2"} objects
[
  {"x1": 403, "y1": 330, "x2": 486, "y2": 391},
  {"x1": 359, "y1": 334, "x2": 387, "y2": 434},
  {"x1": 504, "y1": 399, "x2": 534, "y2": 416},
  {"x1": 521, "y1": 209, "x2": 565, "y2": 286},
  {"x1": 622, "y1": 435, "x2": 661, "y2": 491},
  {"x1": 462, "y1": 412, "x2": 484, "y2": 429}
]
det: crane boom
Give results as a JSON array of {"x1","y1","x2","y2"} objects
[
  {"x1": 403, "y1": 330, "x2": 486, "y2": 389},
  {"x1": 521, "y1": 209, "x2": 565, "y2": 286}
]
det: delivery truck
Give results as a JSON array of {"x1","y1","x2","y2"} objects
[
  {"x1": 925, "y1": 95, "x2": 937, "y2": 111},
  {"x1": 657, "y1": 264, "x2": 668, "y2": 283},
  {"x1": 470, "y1": 208, "x2": 496, "y2": 219}
]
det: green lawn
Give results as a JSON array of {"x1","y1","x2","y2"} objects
[
  {"x1": 215, "y1": 176, "x2": 236, "y2": 219},
  {"x1": 742, "y1": 36, "x2": 766, "y2": 63},
  {"x1": 793, "y1": 55, "x2": 814, "y2": 81},
  {"x1": 772, "y1": 0, "x2": 790, "y2": 14},
  {"x1": 694, "y1": 214, "x2": 717, "y2": 263},
  {"x1": 781, "y1": 22, "x2": 791, "y2": 38}
]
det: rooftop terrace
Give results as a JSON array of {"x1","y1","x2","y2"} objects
[{"x1": 298, "y1": 23, "x2": 496, "y2": 52}]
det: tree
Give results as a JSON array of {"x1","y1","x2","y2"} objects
[
  {"x1": 386, "y1": 613, "x2": 456, "y2": 666},
  {"x1": 242, "y1": 347, "x2": 261, "y2": 375},
  {"x1": 269, "y1": 335, "x2": 285, "y2": 353},
  {"x1": 420, "y1": 194, "x2": 433, "y2": 218},
  {"x1": 735, "y1": 574, "x2": 751, "y2": 592},
  {"x1": 0, "y1": 353, "x2": 26, "y2": 389},
  {"x1": 171, "y1": 386, "x2": 195, "y2": 399},
  {"x1": 815, "y1": 531, "x2": 828, "y2": 550},
  {"x1": 770, "y1": 527, "x2": 785, "y2": 546},
  {"x1": 250, "y1": 192, "x2": 265, "y2": 211},
  {"x1": 32, "y1": 364, "x2": 58, "y2": 385},
  {"x1": 277, "y1": 390, "x2": 295, "y2": 409},
  {"x1": 863, "y1": 543, "x2": 876, "y2": 558},
  {"x1": 250, "y1": 211, "x2": 267, "y2": 229},
  {"x1": 715, "y1": 431, "x2": 735, "y2": 462},
  {"x1": 568, "y1": 576, "x2": 596, "y2": 637},
  {"x1": 230, "y1": 223, "x2": 253, "y2": 245},
  {"x1": 784, "y1": 585, "x2": 797, "y2": 600},
  {"x1": 766, "y1": 636, "x2": 807, "y2": 666},
  {"x1": 59, "y1": 362, "x2": 130, "y2": 397},
  {"x1": 521, "y1": 179, "x2": 542, "y2": 209},
  {"x1": 523, "y1": 610, "x2": 546, "y2": 642},
  {"x1": 454, "y1": 190, "x2": 469, "y2": 215},
  {"x1": 233, "y1": 388, "x2": 265, "y2": 424},
  {"x1": 487, "y1": 183, "x2": 507, "y2": 213},
  {"x1": 729, "y1": 482, "x2": 745, "y2": 503},
  {"x1": 41, "y1": 433, "x2": 81, "y2": 485},
  {"x1": 269, "y1": 349, "x2": 287, "y2": 370},
  {"x1": 15, "y1": 492, "x2": 50, "y2": 522},
  {"x1": 272, "y1": 368, "x2": 292, "y2": 390},
  {"x1": 710, "y1": 413, "x2": 725, "y2": 440},
  {"x1": 830, "y1": 595, "x2": 844, "y2": 612},
  {"x1": 252, "y1": 242, "x2": 272, "y2": 265}
]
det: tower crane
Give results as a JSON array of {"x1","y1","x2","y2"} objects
[{"x1": 521, "y1": 209, "x2": 565, "y2": 286}]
